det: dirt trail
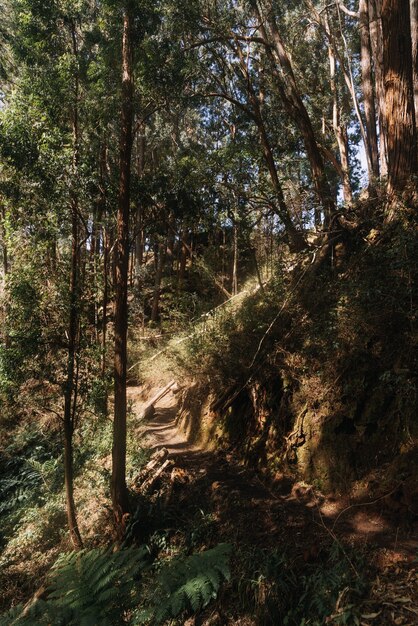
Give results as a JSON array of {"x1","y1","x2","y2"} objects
[
  {"x1": 128, "y1": 382, "x2": 417, "y2": 554},
  {"x1": 126, "y1": 382, "x2": 418, "y2": 624},
  {"x1": 128, "y1": 383, "x2": 199, "y2": 456}
]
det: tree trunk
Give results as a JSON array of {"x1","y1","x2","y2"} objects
[
  {"x1": 177, "y1": 229, "x2": 188, "y2": 289},
  {"x1": 359, "y1": 0, "x2": 380, "y2": 179},
  {"x1": 134, "y1": 130, "x2": 145, "y2": 292},
  {"x1": 111, "y1": 6, "x2": 134, "y2": 527},
  {"x1": 369, "y1": 0, "x2": 388, "y2": 175},
  {"x1": 231, "y1": 217, "x2": 238, "y2": 295},
  {"x1": 381, "y1": 0, "x2": 417, "y2": 193},
  {"x1": 327, "y1": 28, "x2": 353, "y2": 204},
  {"x1": 1, "y1": 205, "x2": 8, "y2": 276},
  {"x1": 151, "y1": 241, "x2": 167, "y2": 323},
  {"x1": 411, "y1": 0, "x2": 418, "y2": 120},
  {"x1": 63, "y1": 21, "x2": 83, "y2": 551},
  {"x1": 102, "y1": 224, "x2": 109, "y2": 382},
  {"x1": 257, "y1": 2, "x2": 336, "y2": 225},
  {"x1": 63, "y1": 159, "x2": 83, "y2": 551}
]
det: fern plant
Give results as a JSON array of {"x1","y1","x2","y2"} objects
[
  {"x1": 0, "y1": 543, "x2": 232, "y2": 626},
  {"x1": 0, "y1": 458, "x2": 44, "y2": 515},
  {"x1": 0, "y1": 545, "x2": 151, "y2": 626},
  {"x1": 135, "y1": 543, "x2": 232, "y2": 625}
]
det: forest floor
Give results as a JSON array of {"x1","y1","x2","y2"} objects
[{"x1": 127, "y1": 382, "x2": 418, "y2": 626}]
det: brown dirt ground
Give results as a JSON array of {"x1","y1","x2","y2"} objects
[{"x1": 128, "y1": 383, "x2": 418, "y2": 626}]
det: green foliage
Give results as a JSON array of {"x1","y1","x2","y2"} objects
[
  {"x1": 0, "y1": 543, "x2": 232, "y2": 626},
  {"x1": 135, "y1": 543, "x2": 232, "y2": 625},
  {"x1": 0, "y1": 545, "x2": 150, "y2": 626},
  {"x1": 235, "y1": 543, "x2": 367, "y2": 626}
]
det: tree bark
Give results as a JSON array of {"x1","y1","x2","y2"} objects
[
  {"x1": 359, "y1": 0, "x2": 380, "y2": 179},
  {"x1": 112, "y1": 6, "x2": 134, "y2": 527},
  {"x1": 411, "y1": 0, "x2": 418, "y2": 120},
  {"x1": 1, "y1": 205, "x2": 8, "y2": 276},
  {"x1": 134, "y1": 130, "x2": 145, "y2": 292},
  {"x1": 151, "y1": 241, "x2": 167, "y2": 323},
  {"x1": 257, "y1": 1, "x2": 336, "y2": 225},
  {"x1": 369, "y1": 0, "x2": 388, "y2": 176},
  {"x1": 326, "y1": 24, "x2": 353, "y2": 204},
  {"x1": 381, "y1": 0, "x2": 417, "y2": 193},
  {"x1": 63, "y1": 21, "x2": 83, "y2": 551}
]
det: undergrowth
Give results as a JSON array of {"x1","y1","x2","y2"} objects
[{"x1": 234, "y1": 541, "x2": 368, "y2": 625}]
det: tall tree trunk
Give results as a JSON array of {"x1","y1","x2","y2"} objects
[
  {"x1": 381, "y1": 0, "x2": 417, "y2": 193},
  {"x1": 134, "y1": 130, "x2": 145, "y2": 292},
  {"x1": 257, "y1": 1, "x2": 336, "y2": 225},
  {"x1": 369, "y1": 0, "x2": 388, "y2": 176},
  {"x1": 1, "y1": 205, "x2": 8, "y2": 277},
  {"x1": 235, "y1": 42, "x2": 306, "y2": 251},
  {"x1": 327, "y1": 27, "x2": 353, "y2": 204},
  {"x1": 111, "y1": 6, "x2": 134, "y2": 527},
  {"x1": 359, "y1": 0, "x2": 380, "y2": 179},
  {"x1": 151, "y1": 241, "x2": 167, "y2": 323},
  {"x1": 102, "y1": 225, "x2": 109, "y2": 383},
  {"x1": 411, "y1": 0, "x2": 418, "y2": 120},
  {"x1": 63, "y1": 21, "x2": 83, "y2": 551},
  {"x1": 177, "y1": 229, "x2": 188, "y2": 289}
]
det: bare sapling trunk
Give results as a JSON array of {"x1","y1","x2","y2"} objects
[
  {"x1": 111, "y1": 6, "x2": 134, "y2": 527},
  {"x1": 1, "y1": 205, "x2": 8, "y2": 276},
  {"x1": 256, "y1": 1, "x2": 336, "y2": 225},
  {"x1": 326, "y1": 23, "x2": 353, "y2": 204},
  {"x1": 360, "y1": 0, "x2": 380, "y2": 179},
  {"x1": 134, "y1": 130, "x2": 145, "y2": 292},
  {"x1": 63, "y1": 21, "x2": 83, "y2": 551},
  {"x1": 151, "y1": 240, "x2": 167, "y2": 322},
  {"x1": 369, "y1": 0, "x2": 388, "y2": 176}
]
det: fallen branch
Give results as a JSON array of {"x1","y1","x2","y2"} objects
[
  {"x1": 138, "y1": 458, "x2": 174, "y2": 494},
  {"x1": 139, "y1": 381, "x2": 176, "y2": 420}
]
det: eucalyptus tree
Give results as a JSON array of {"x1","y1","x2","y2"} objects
[{"x1": 1, "y1": 0, "x2": 103, "y2": 548}]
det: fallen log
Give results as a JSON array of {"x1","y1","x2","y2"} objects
[
  {"x1": 138, "y1": 458, "x2": 173, "y2": 494},
  {"x1": 139, "y1": 380, "x2": 176, "y2": 420},
  {"x1": 133, "y1": 448, "x2": 169, "y2": 486}
]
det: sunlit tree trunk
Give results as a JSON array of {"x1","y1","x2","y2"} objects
[
  {"x1": 369, "y1": 0, "x2": 388, "y2": 176},
  {"x1": 360, "y1": 0, "x2": 380, "y2": 179},
  {"x1": 1, "y1": 206, "x2": 8, "y2": 277},
  {"x1": 411, "y1": 0, "x2": 418, "y2": 120},
  {"x1": 151, "y1": 240, "x2": 167, "y2": 322},
  {"x1": 134, "y1": 130, "x2": 145, "y2": 292},
  {"x1": 112, "y1": 6, "x2": 134, "y2": 527},
  {"x1": 257, "y1": 1, "x2": 335, "y2": 226},
  {"x1": 382, "y1": 0, "x2": 417, "y2": 193},
  {"x1": 63, "y1": 21, "x2": 83, "y2": 551},
  {"x1": 326, "y1": 26, "x2": 352, "y2": 204}
]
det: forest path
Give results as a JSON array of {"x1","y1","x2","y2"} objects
[
  {"x1": 127, "y1": 382, "x2": 417, "y2": 554},
  {"x1": 127, "y1": 382, "x2": 417, "y2": 625},
  {"x1": 127, "y1": 382, "x2": 200, "y2": 456}
]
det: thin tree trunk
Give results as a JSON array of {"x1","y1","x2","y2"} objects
[
  {"x1": 112, "y1": 6, "x2": 134, "y2": 526},
  {"x1": 382, "y1": 0, "x2": 417, "y2": 193},
  {"x1": 177, "y1": 229, "x2": 188, "y2": 289},
  {"x1": 1, "y1": 206, "x2": 8, "y2": 276},
  {"x1": 257, "y1": 2, "x2": 336, "y2": 225},
  {"x1": 63, "y1": 21, "x2": 83, "y2": 551},
  {"x1": 411, "y1": 0, "x2": 418, "y2": 120},
  {"x1": 232, "y1": 218, "x2": 238, "y2": 296},
  {"x1": 369, "y1": 0, "x2": 388, "y2": 176},
  {"x1": 360, "y1": 0, "x2": 380, "y2": 179},
  {"x1": 134, "y1": 130, "x2": 145, "y2": 292},
  {"x1": 102, "y1": 225, "x2": 109, "y2": 382},
  {"x1": 151, "y1": 241, "x2": 167, "y2": 323},
  {"x1": 327, "y1": 26, "x2": 353, "y2": 204}
]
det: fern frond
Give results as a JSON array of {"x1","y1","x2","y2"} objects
[{"x1": 143, "y1": 543, "x2": 232, "y2": 625}]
